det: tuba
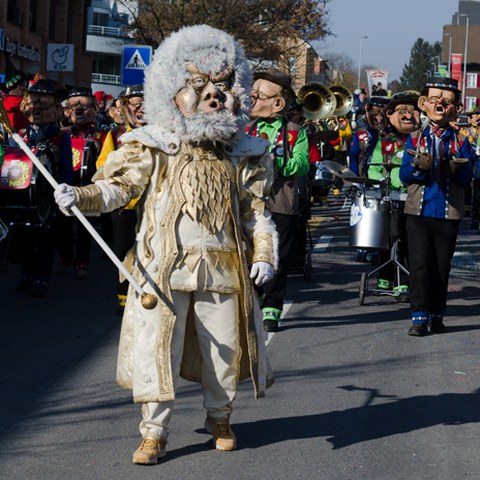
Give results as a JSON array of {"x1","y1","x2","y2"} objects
[
  {"x1": 329, "y1": 85, "x2": 354, "y2": 118},
  {"x1": 297, "y1": 83, "x2": 337, "y2": 121}
]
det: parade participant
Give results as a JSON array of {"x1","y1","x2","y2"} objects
[
  {"x1": 247, "y1": 67, "x2": 309, "y2": 332},
  {"x1": 15, "y1": 79, "x2": 73, "y2": 296},
  {"x1": 350, "y1": 88, "x2": 368, "y2": 130},
  {"x1": 1, "y1": 71, "x2": 29, "y2": 133},
  {"x1": 368, "y1": 91, "x2": 421, "y2": 297},
  {"x1": 95, "y1": 86, "x2": 144, "y2": 315},
  {"x1": 57, "y1": 87, "x2": 105, "y2": 278},
  {"x1": 331, "y1": 116, "x2": 353, "y2": 196},
  {"x1": 400, "y1": 77, "x2": 477, "y2": 336},
  {"x1": 54, "y1": 25, "x2": 277, "y2": 464},
  {"x1": 93, "y1": 90, "x2": 113, "y2": 131},
  {"x1": 349, "y1": 96, "x2": 389, "y2": 262},
  {"x1": 459, "y1": 109, "x2": 480, "y2": 229}
]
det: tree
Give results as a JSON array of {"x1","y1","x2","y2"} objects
[
  {"x1": 399, "y1": 39, "x2": 442, "y2": 91},
  {"x1": 116, "y1": 0, "x2": 331, "y2": 65},
  {"x1": 321, "y1": 51, "x2": 357, "y2": 90}
]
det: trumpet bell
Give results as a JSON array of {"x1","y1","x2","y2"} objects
[
  {"x1": 297, "y1": 83, "x2": 337, "y2": 120},
  {"x1": 329, "y1": 85, "x2": 354, "y2": 118}
]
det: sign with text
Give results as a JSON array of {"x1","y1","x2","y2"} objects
[
  {"x1": 121, "y1": 45, "x2": 152, "y2": 85},
  {"x1": 451, "y1": 53, "x2": 463, "y2": 89},
  {"x1": 46, "y1": 44, "x2": 74, "y2": 71}
]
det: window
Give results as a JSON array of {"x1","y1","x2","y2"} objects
[
  {"x1": 93, "y1": 12, "x2": 110, "y2": 26},
  {"x1": 465, "y1": 97, "x2": 476, "y2": 112},
  {"x1": 7, "y1": 0, "x2": 24, "y2": 26},
  {"x1": 29, "y1": 0, "x2": 38, "y2": 32},
  {"x1": 466, "y1": 73, "x2": 477, "y2": 88}
]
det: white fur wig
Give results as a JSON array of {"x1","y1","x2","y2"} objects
[{"x1": 143, "y1": 24, "x2": 252, "y2": 144}]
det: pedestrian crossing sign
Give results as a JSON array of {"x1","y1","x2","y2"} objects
[{"x1": 121, "y1": 45, "x2": 152, "y2": 86}]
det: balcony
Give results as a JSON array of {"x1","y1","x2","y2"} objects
[
  {"x1": 92, "y1": 73, "x2": 121, "y2": 85},
  {"x1": 87, "y1": 24, "x2": 127, "y2": 38}
]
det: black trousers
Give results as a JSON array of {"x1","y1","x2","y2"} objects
[
  {"x1": 261, "y1": 213, "x2": 296, "y2": 311},
  {"x1": 406, "y1": 215, "x2": 459, "y2": 315},
  {"x1": 111, "y1": 209, "x2": 137, "y2": 297},
  {"x1": 56, "y1": 215, "x2": 92, "y2": 266}
]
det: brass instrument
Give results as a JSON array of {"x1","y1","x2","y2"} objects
[
  {"x1": 297, "y1": 83, "x2": 336, "y2": 120},
  {"x1": 329, "y1": 85, "x2": 354, "y2": 118}
]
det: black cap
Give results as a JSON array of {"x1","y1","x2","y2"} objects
[
  {"x1": 67, "y1": 86, "x2": 93, "y2": 98},
  {"x1": 124, "y1": 84, "x2": 144, "y2": 97},
  {"x1": 424, "y1": 76, "x2": 459, "y2": 93},
  {"x1": 367, "y1": 96, "x2": 390, "y2": 108},
  {"x1": 457, "y1": 113, "x2": 470, "y2": 127},
  {"x1": 385, "y1": 91, "x2": 420, "y2": 112},
  {"x1": 253, "y1": 68, "x2": 295, "y2": 98},
  {"x1": 27, "y1": 79, "x2": 56, "y2": 95}
]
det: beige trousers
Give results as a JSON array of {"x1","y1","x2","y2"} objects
[{"x1": 139, "y1": 290, "x2": 240, "y2": 441}]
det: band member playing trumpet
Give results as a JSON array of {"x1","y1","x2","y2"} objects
[{"x1": 400, "y1": 77, "x2": 477, "y2": 336}]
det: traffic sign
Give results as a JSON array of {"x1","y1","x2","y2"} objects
[{"x1": 121, "y1": 45, "x2": 152, "y2": 86}]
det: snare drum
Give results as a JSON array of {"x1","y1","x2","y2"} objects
[
  {"x1": 0, "y1": 146, "x2": 57, "y2": 227},
  {"x1": 72, "y1": 138, "x2": 98, "y2": 187},
  {"x1": 349, "y1": 189, "x2": 390, "y2": 250}
]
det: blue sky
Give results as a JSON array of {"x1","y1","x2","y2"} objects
[{"x1": 316, "y1": 0, "x2": 459, "y2": 80}]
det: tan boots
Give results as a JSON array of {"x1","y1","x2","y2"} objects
[
  {"x1": 132, "y1": 437, "x2": 167, "y2": 465},
  {"x1": 204, "y1": 417, "x2": 237, "y2": 451}
]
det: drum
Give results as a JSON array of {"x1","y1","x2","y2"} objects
[
  {"x1": 72, "y1": 138, "x2": 98, "y2": 187},
  {"x1": 0, "y1": 146, "x2": 57, "y2": 227},
  {"x1": 349, "y1": 189, "x2": 390, "y2": 250}
]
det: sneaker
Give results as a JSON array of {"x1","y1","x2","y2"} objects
[
  {"x1": 30, "y1": 279, "x2": 48, "y2": 298},
  {"x1": 132, "y1": 437, "x2": 167, "y2": 465},
  {"x1": 205, "y1": 417, "x2": 237, "y2": 451},
  {"x1": 429, "y1": 314, "x2": 447, "y2": 334},
  {"x1": 377, "y1": 278, "x2": 393, "y2": 290},
  {"x1": 408, "y1": 323, "x2": 428, "y2": 336},
  {"x1": 74, "y1": 263, "x2": 89, "y2": 279},
  {"x1": 262, "y1": 307, "x2": 282, "y2": 332}
]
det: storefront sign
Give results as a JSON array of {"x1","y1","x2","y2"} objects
[{"x1": 3, "y1": 36, "x2": 40, "y2": 62}]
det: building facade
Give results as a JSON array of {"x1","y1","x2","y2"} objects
[
  {"x1": 0, "y1": 0, "x2": 93, "y2": 88},
  {"x1": 86, "y1": 0, "x2": 134, "y2": 97}
]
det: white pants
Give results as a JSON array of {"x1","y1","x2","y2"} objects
[{"x1": 139, "y1": 290, "x2": 240, "y2": 441}]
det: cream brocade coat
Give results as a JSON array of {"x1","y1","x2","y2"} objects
[{"x1": 82, "y1": 129, "x2": 278, "y2": 403}]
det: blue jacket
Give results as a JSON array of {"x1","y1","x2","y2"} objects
[{"x1": 400, "y1": 125, "x2": 476, "y2": 219}]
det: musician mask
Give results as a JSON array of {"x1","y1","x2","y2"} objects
[
  {"x1": 20, "y1": 92, "x2": 61, "y2": 126},
  {"x1": 365, "y1": 97, "x2": 389, "y2": 131},
  {"x1": 385, "y1": 92, "x2": 421, "y2": 135},
  {"x1": 418, "y1": 78, "x2": 460, "y2": 127},
  {"x1": 66, "y1": 94, "x2": 98, "y2": 127},
  {"x1": 122, "y1": 94, "x2": 146, "y2": 129},
  {"x1": 143, "y1": 25, "x2": 251, "y2": 144}
]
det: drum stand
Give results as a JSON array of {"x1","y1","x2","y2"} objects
[{"x1": 357, "y1": 165, "x2": 410, "y2": 305}]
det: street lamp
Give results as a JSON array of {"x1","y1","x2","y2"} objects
[
  {"x1": 460, "y1": 14, "x2": 469, "y2": 106},
  {"x1": 444, "y1": 33, "x2": 453, "y2": 76},
  {"x1": 357, "y1": 35, "x2": 367, "y2": 90}
]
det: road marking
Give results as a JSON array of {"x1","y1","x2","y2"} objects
[
  {"x1": 266, "y1": 300, "x2": 293, "y2": 345},
  {"x1": 313, "y1": 234, "x2": 333, "y2": 253}
]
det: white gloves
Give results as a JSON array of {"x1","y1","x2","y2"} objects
[
  {"x1": 54, "y1": 183, "x2": 77, "y2": 210},
  {"x1": 250, "y1": 261, "x2": 274, "y2": 286}
]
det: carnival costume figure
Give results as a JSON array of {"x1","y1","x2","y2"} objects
[
  {"x1": 54, "y1": 25, "x2": 278, "y2": 464},
  {"x1": 57, "y1": 87, "x2": 106, "y2": 278},
  {"x1": 246, "y1": 68, "x2": 310, "y2": 333},
  {"x1": 400, "y1": 77, "x2": 477, "y2": 336},
  {"x1": 368, "y1": 91, "x2": 421, "y2": 296}
]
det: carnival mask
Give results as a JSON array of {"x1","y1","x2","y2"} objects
[
  {"x1": 365, "y1": 105, "x2": 385, "y2": 131},
  {"x1": 175, "y1": 63, "x2": 237, "y2": 118},
  {"x1": 418, "y1": 88, "x2": 457, "y2": 127},
  {"x1": 387, "y1": 104, "x2": 420, "y2": 135},
  {"x1": 21, "y1": 93, "x2": 61, "y2": 126},
  {"x1": 123, "y1": 95, "x2": 146, "y2": 128},
  {"x1": 250, "y1": 78, "x2": 285, "y2": 119},
  {"x1": 66, "y1": 95, "x2": 98, "y2": 127}
]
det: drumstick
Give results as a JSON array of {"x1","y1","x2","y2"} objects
[{"x1": 0, "y1": 102, "x2": 157, "y2": 310}]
